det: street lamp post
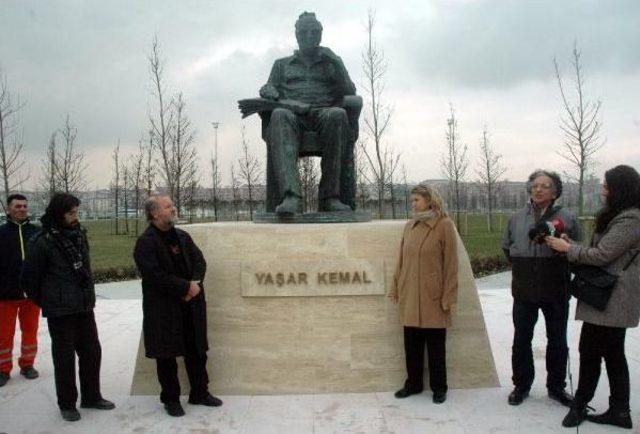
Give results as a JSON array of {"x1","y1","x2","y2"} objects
[
  {"x1": 211, "y1": 122, "x2": 220, "y2": 221},
  {"x1": 211, "y1": 122, "x2": 220, "y2": 159}
]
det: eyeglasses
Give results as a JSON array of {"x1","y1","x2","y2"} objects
[{"x1": 531, "y1": 183, "x2": 553, "y2": 191}]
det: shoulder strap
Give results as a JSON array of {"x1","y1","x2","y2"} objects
[{"x1": 622, "y1": 250, "x2": 640, "y2": 271}]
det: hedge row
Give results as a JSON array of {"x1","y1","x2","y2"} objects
[
  {"x1": 93, "y1": 266, "x2": 138, "y2": 283},
  {"x1": 469, "y1": 255, "x2": 511, "y2": 277},
  {"x1": 93, "y1": 256, "x2": 511, "y2": 284}
]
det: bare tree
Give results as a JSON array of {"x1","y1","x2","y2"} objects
[
  {"x1": 143, "y1": 131, "x2": 155, "y2": 196},
  {"x1": 553, "y1": 41, "x2": 604, "y2": 216},
  {"x1": 360, "y1": 8, "x2": 395, "y2": 218},
  {"x1": 355, "y1": 141, "x2": 370, "y2": 210},
  {"x1": 122, "y1": 160, "x2": 131, "y2": 234},
  {"x1": 185, "y1": 177, "x2": 199, "y2": 223},
  {"x1": 130, "y1": 140, "x2": 145, "y2": 235},
  {"x1": 40, "y1": 132, "x2": 59, "y2": 199},
  {"x1": 386, "y1": 149, "x2": 401, "y2": 219},
  {"x1": 440, "y1": 104, "x2": 469, "y2": 230},
  {"x1": 237, "y1": 125, "x2": 261, "y2": 220},
  {"x1": 168, "y1": 93, "x2": 198, "y2": 214},
  {"x1": 476, "y1": 125, "x2": 506, "y2": 232},
  {"x1": 230, "y1": 162, "x2": 241, "y2": 221},
  {"x1": 147, "y1": 37, "x2": 198, "y2": 215},
  {"x1": 0, "y1": 70, "x2": 27, "y2": 204},
  {"x1": 112, "y1": 142, "x2": 121, "y2": 234},
  {"x1": 148, "y1": 36, "x2": 176, "y2": 199},
  {"x1": 299, "y1": 156, "x2": 319, "y2": 212},
  {"x1": 401, "y1": 165, "x2": 410, "y2": 218},
  {"x1": 56, "y1": 115, "x2": 87, "y2": 193}
]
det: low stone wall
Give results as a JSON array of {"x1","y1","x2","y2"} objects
[{"x1": 131, "y1": 221, "x2": 498, "y2": 395}]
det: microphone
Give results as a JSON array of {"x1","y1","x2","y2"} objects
[{"x1": 529, "y1": 216, "x2": 566, "y2": 243}]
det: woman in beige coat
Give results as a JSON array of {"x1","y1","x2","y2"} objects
[{"x1": 389, "y1": 184, "x2": 458, "y2": 404}]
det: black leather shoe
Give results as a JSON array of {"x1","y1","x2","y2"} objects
[
  {"x1": 81, "y1": 398, "x2": 116, "y2": 410},
  {"x1": 164, "y1": 401, "x2": 185, "y2": 417},
  {"x1": 0, "y1": 372, "x2": 9, "y2": 387},
  {"x1": 188, "y1": 393, "x2": 223, "y2": 407},
  {"x1": 562, "y1": 405, "x2": 587, "y2": 427},
  {"x1": 433, "y1": 391, "x2": 447, "y2": 404},
  {"x1": 20, "y1": 366, "x2": 39, "y2": 379},
  {"x1": 508, "y1": 387, "x2": 529, "y2": 405},
  {"x1": 548, "y1": 388, "x2": 573, "y2": 407},
  {"x1": 394, "y1": 386, "x2": 423, "y2": 399},
  {"x1": 60, "y1": 408, "x2": 81, "y2": 422},
  {"x1": 588, "y1": 408, "x2": 633, "y2": 429}
]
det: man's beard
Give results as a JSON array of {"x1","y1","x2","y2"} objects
[
  {"x1": 64, "y1": 221, "x2": 80, "y2": 230},
  {"x1": 168, "y1": 215, "x2": 178, "y2": 226}
]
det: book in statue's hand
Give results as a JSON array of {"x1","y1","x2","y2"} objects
[{"x1": 237, "y1": 98, "x2": 311, "y2": 118}]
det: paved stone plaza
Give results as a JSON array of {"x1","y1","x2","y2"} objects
[{"x1": 0, "y1": 272, "x2": 638, "y2": 433}]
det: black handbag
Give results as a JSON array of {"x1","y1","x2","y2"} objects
[{"x1": 569, "y1": 250, "x2": 640, "y2": 311}]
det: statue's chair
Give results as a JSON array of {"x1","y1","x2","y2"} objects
[{"x1": 259, "y1": 95, "x2": 363, "y2": 212}]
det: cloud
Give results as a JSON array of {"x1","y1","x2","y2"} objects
[
  {"x1": 1, "y1": 0, "x2": 638, "y2": 189},
  {"x1": 391, "y1": 0, "x2": 640, "y2": 88}
]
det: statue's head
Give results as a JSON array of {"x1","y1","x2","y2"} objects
[{"x1": 295, "y1": 12, "x2": 322, "y2": 51}]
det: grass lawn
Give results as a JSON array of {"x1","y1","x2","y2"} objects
[
  {"x1": 458, "y1": 213, "x2": 507, "y2": 259},
  {"x1": 83, "y1": 219, "x2": 141, "y2": 272}
]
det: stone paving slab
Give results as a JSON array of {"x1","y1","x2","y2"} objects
[{"x1": 1, "y1": 272, "x2": 638, "y2": 433}]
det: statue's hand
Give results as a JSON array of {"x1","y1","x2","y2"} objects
[{"x1": 259, "y1": 84, "x2": 279, "y2": 100}]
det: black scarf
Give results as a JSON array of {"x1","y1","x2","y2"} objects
[{"x1": 49, "y1": 225, "x2": 94, "y2": 289}]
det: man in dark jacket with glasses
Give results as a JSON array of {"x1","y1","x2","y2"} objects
[{"x1": 502, "y1": 170, "x2": 580, "y2": 407}]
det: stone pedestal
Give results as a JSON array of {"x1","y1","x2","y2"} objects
[{"x1": 131, "y1": 221, "x2": 498, "y2": 395}]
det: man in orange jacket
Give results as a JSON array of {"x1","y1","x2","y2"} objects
[{"x1": 0, "y1": 194, "x2": 41, "y2": 387}]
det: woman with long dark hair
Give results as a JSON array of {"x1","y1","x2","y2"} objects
[{"x1": 547, "y1": 165, "x2": 640, "y2": 429}]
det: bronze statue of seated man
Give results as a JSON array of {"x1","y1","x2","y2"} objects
[{"x1": 239, "y1": 12, "x2": 362, "y2": 216}]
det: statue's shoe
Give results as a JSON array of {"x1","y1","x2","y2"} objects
[
  {"x1": 322, "y1": 198, "x2": 351, "y2": 212},
  {"x1": 276, "y1": 196, "x2": 301, "y2": 216}
]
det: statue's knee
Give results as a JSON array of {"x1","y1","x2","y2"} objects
[
  {"x1": 326, "y1": 107, "x2": 348, "y2": 122},
  {"x1": 271, "y1": 108, "x2": 296, "y2": 123}
]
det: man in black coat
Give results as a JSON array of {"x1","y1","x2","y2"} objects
[
  {"x1": 20, "y1": 193, "x2": 115, "y2": 422},
  {"x1": 0, "y1": 194, "x2": 41, "y2": 386},
  {"x1": 134, "y1": 194, "x2": 222, "y2": 417}
]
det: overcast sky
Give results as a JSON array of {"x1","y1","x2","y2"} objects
[{"x1": 1, "y1": 0, "x2": 639, "y2": 190}]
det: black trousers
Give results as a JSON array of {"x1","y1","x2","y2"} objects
[
  {"x1": 155, "y1": 306, "x2": 209, "y2": 403},
  {"x1": 574, "y1": 322, "x2": 629, "y2": 410},
  {"x1": 511, "y1": 298, "x2": 568, "y2": 390},
  {"x1": 403, "y1": 327, "x2": 447, "y2": 393},
  {"x1": 47, "y1": 310, "x2": 102, "y2": 410}
]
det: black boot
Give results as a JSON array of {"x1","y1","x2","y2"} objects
[
  {"x1": 587, "y1": 397, "x2": 633, "y2": 429},
  {"x1": 394, "y1": 381, "x2": 423, "y2": 399},
  {"x1": 562, "y1": 404, "x2": 588, "y2": 428},
  {"x1": 507, "y1": 387, "x2": 529, "y2": 405}
]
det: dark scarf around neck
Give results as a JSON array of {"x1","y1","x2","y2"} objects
[{"x1": 49, "y1": 225, "x2": 94, "y2": 289}]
